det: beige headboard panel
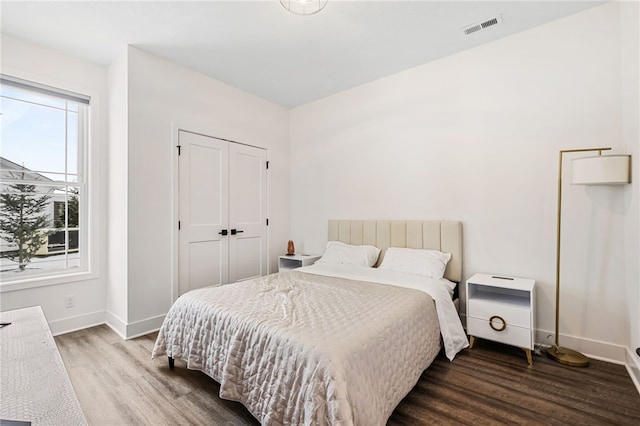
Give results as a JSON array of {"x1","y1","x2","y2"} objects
[{"x1": 328, "y1": 220, "x2": 462, "y2": 283}]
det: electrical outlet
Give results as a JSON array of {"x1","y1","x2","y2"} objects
[{"x1": 64, "y1": 295, "x2": 75, "y2": 308}]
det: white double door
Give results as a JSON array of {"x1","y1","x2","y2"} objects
[{"x1": 178, "y1": 131, "x2": 267, "y2": 295}]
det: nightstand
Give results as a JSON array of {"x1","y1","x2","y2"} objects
[
  {"x1": 466, "y1": 273, "x2": 536, "y2": 365},
  {"x1": 278, "y1": 254, "x2": 321, "y2": 272}
]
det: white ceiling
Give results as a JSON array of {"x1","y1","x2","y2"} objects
[{"x1": 1, "y1": 0, "x2": 606, "y2": 108}]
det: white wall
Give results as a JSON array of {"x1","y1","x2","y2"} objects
[
  {"x1": 105, "y1": 48, "x2": 129, "y2": 336},
  {"x1": 290, "y1": 2, "x2": 635, "y2": 361},
  {"x1": 620, "y1": 0, "x2": 640, "y2": 384},
  {"x1": 116, "y1": 47, "x2": 290, "y2": 336},
  {"x1": 0, "y1": 35, "x2": 108, "y2": 334}
]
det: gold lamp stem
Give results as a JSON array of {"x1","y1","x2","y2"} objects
[
  {"x1": 551, "y1": 147, "x2": 610, "y2": 367},
  {"x1": 555, "y1": 151, "x2": 563, "y2": 348}
]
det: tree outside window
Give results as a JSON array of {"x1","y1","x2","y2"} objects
[{"x1": 0, "y1": 180, "x2": 52, "y2": 270}]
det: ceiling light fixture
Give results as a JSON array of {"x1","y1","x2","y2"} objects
[{"x1": 280, "y1": 0, "x2": 328, "y2": 16}]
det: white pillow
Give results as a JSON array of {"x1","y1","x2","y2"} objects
[
  {"x1": 378, "y1": 247, "x2": 451, "y2": 279},
  {"x1": 316, "y1": 241, "x2": 381, "y2": 267}
]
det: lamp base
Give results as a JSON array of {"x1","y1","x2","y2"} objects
[{"x1": 546, "y1": 346, "x2": 590, "y2": 367}]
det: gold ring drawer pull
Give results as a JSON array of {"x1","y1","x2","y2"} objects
[{"x1": 489, "y1": 315, "x2": 507, "y2": 332}]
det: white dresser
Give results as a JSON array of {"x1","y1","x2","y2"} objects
[
  {"x1": 0, "y1": 306, "x2": 87, "y2": 425},
  {"x1": 466, "y1": 273, "x2": 536, "y2": 365}
]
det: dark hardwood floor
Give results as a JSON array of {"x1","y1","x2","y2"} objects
[{"x1": 55, "y1": 325, "x2": 640, "y2": 425}]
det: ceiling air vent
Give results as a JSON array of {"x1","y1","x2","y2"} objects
[{"x1": 462, "y1": 15, "x2": 503, "y2": 36}]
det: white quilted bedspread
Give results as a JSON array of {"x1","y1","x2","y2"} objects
[{"x1": 152, "y1": 268, "x2": 453, "y2": 425}]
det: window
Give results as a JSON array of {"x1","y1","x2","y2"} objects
[{"x1": 0, "y1": 76, "x2": 89, "y2": 283}]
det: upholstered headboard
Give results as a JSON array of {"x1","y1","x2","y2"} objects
[{"x1": 328, "y1": 220, "x2": 462, "y2": 283}]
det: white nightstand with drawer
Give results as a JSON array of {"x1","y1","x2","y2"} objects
[
  {"x1": 466, "y1": 273, "x2": 536, "y2": 365},
  {"x1": 278, "y1": 254, "x2": 321, "y2": 272}
]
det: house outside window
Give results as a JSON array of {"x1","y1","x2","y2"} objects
[{"x1": 0, "y1": 76, "x2": 89, "y2": 284}]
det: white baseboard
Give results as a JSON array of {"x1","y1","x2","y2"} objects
[
  {"x1": 48, "y1": 310, "x2": 152, "y2": 339},
  {"x1": 49, "y1": 310, "x2": 106, "y2": 336},
  {"x1": 534, "y1": 330, "x2": 629, "y2": 364},
  {"x1": 625, "y1": 348, "x2": 640, "y2": 395},
  {"x1": 125, "y1": 314, "x2": 165, "y2": 339},
  {"x1": 104, "y1": 311, "x2": 165, "y2": 339},
  {"x1": 104, "y1": 310, "x2": 127, "y2": 339}
]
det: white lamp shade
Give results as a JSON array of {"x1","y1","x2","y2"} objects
[
  {"x1": 280, "y1": 0, "x2": 328, "y2": 15},
  {"x1": 571, "y1": 155, "x2": 631, "y2": 185}
]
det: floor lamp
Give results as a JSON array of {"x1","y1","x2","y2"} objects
[{"x1": 549, "y1": 148, "x2": 631, "y2": 367}]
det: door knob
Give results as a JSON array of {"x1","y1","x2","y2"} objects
[
  {"x1": 219, "y1": 229, "x2": 228, "y2": 236},
  {"x1": 230, "y1": 229, "x2": 244, "y2": 235}
]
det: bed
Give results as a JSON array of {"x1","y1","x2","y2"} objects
[{"x1": 152, "y1": 220, "x2": 468, "y2": 425}]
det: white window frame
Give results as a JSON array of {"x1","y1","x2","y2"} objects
[{"x1": 0, "y1": 75, "x2": 98, "y2": 292}]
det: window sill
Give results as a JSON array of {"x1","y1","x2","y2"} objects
[{"x1": 0, "y1": 269, "x2": 98, "y2": 293}]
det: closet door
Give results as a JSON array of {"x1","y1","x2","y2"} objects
[
  {"x1": 178, "y1": 131, "x2": 229, "y2": 294},
  {"x1": 228, "y1": 143, "x2": 268, "y2": 282}
]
